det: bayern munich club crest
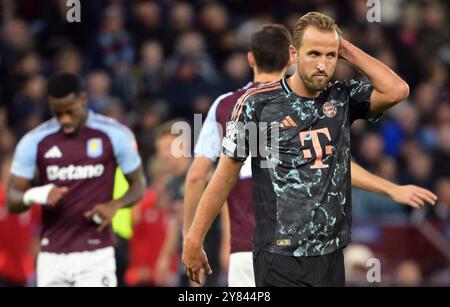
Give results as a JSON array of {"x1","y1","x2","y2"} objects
[{"x1": 323, "y1": 102, "x2": 337, "y2": 118}]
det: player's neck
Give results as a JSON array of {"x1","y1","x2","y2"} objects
[
  {"x1": 253, "y1": 71, "x2": 285, "y2": 84},
  {"x1": 79, "y1": 112, "x2": 88, "y2": 130},
  {"x1": 287, "y1": 73, "x2": 320, "y2": 98}
]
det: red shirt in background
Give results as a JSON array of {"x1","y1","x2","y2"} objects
[
  {"x1": 125, "y1": 188, "x2": 177, "y2": 286},
  {"x1": 0, "y1": 185, "x2": 41, "y2": 285}
]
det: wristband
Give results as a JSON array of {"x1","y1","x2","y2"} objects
[{"x1": 23, "y1": 183, "x2": 56, "y2": 206}]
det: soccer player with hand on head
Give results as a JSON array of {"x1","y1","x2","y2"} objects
[{"x1": 182, "y1": 12, "x2": 437, "y2": 287}]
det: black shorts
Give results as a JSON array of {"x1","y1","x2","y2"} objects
[{"x1": 253, "y1": 248, "x2": 345, "y2": 287}]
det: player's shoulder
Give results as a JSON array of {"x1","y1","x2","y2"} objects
[
  {"x1": 88, "y1": 112, "x2": 133, "y2": 133},
  {"x1": 87, "y1": 112, "x2": 135, "y2": 142},
  {"x1": 230, "y1": 81, "x2": 282, "y2": 121},
  {"x1": 330, "y1": 79, "x2": 368, "y2": 91},
  {"x1": 19, "y1": 118, "x2": 60, "y2": 145},
  {"x1": 239, "y1": 80, "x2": 283, "y2": 105},
  {"x1": 213, "y1": 82, "x2": 254, "y2": 108}
]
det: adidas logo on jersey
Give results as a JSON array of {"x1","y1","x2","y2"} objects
[
  {"x1": 44, "y1": 146, "x2": 63, "y2": 159},
  {"x1": 279, "y1": 115, "x2": 297, "y2": 128}
]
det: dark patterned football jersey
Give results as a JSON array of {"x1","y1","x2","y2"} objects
[{"x1": 222, "y1": 78, "x2": 376, "y2": 257}]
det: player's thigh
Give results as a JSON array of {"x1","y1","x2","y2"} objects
[
  {"x1": 228, "y1": 252, "x2": 255, "y2": 287},
  {"x1": 75, "y1": 247, "x2": 118, "y2": 287},
  {"x1": 37, "y1": 252, "x2": 68, "y2": 287}
]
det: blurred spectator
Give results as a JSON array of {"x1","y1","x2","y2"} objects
[
  {"x1": 97, "y1": 5, "x2": 134, "y2": 71},
  {"x1": 153, "y1": 120, "x2": 191, "y2": 286},
  {"x1": 0, "y1": 19, "x2": 33, "y2": 73},
  {"x1": 86, "y1": 70, "x2": 116, "y2": 113},
  {"x1": 344, "y1": 244, "x2": 375, "y2": 286},
  {"x1": 219, "y1": 52, "x2": 252, "y2": 93},
  {"x1": 53, "y1": 46, "x2": 83, "y2": 75},
  {"x1": 164, "y1": 56, "x2": 216, "y2": 118},
  {"x1": 199, "y1": 3, "x2": 231, "y2": 66},
  {"x1": 420, "y1": 2, "x2": 449, "y2": 56},
  {"x1": 134, "y1": 100, "x2": 170, "y2": 177},
  {"x1": 432, "y1": 125, "x2": 450, "y2": 178},
  {"x1": 12, "y1": 74, "x2": 47, "y2": 135},
  {"x1": 133, "y1": 41, "x2": 166, "y2": 99},
  {"x1": 1, "y1": 50, "x2": 42, "y2": 110},
  {"x1": 393, "y1": 260, "x2": 423, "y2": 286},
  {"x1": 164, "y1": 2, "x2": 196, "y2": 54},
  {"x1": 401, "y1": 150, "x2": 434, "y2": 190},
  {"x1": 381, "y1": 103, "x2": 419, "y2": 157},
  {"x1": 131, "y1": 1, "x2": 164, "y2": 50},
  {"x1": 433, "y1": 178, "x2": 450, "y2": 220},
  {"x1": 356, "y1": 132, "x2": 384, "y2": 171},
  {"x1": 413, "y1": 82, "x2": 440, "y2": 126},
  {"x1": 165, "y1": 31, "x2": 218, "y2": 82},
  {"x1": 125, "y1": 158, "x2": 177, "y2": 287},
  {"x1": 0, "y1": 128, "x2": 16, "y2": 159}
]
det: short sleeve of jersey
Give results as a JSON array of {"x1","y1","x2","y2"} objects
[
  {"x1": 10, "y1": 134, "x2": 37, "y2": 179},
  {"x1": 110, "y1": 126, "x2": 142, "y2": 175},
  {"x1": 222, "y1": 96, "x2": 255, "y2": 162},
  {"x1": 344, "y1": 79, "x2": 380, "y2": 123},
  {"x1": 194, "y1": 94, "x2": 225, "y2": 161}
]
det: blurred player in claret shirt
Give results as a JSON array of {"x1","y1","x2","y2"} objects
[
  {"x1": 183, "y1": 13, "x2": 437, "y2": 287},
  {"x1": 7, "y1": 72, "x2": 145, "y2": 287}
]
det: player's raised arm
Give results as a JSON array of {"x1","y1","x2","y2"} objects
[
  {"x1": 182, "y1": 155, "x2": 242, "y2": 284},
  {"x1": 339, "y1": 38, "x2": 409, "y2": 114},
  {"x1": 350, "y1": 161, "x2": 437, "y2": 209}
]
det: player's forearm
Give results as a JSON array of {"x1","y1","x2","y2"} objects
[
  {"x1": 186, "y1": 157, "x2": 241, "y2": 247},
  {"x1": 7, "y1": 176, "x2": 32, "y2": 213},
  {"x1": 6, "y1": 188, "x2": 30, "y2": 213},
  {"x1": 340, "y1": 40, "x2": 409, "y2": 111},
  {"x1": 117, "y1": 166, "x2": 146, "y2": 208},
  {"x1": 183, "y1": 166, "x2": 209, "y2": 237},
  {"x1": 351, "y1": 161, "x2": 398, "y2": 198},
  {"x1": 219, "y1": 203, "x2": 231, "y2": 262}
]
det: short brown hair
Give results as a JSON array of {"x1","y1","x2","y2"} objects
[
  {"x1": 250, "y1": 24, "x2": 292, "y2": 73},
  {"x1": 293, "y1": 12, "x2": 342, "y2": 49},
  {"x1": 154, "y1": 119, "x2": 185, "y2": 140}
]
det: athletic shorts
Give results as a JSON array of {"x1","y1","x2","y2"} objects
[
  {"x1": 37, "y1": 247, "x2": 117, "y2": 287},
  {"x1": 253, "y1": 248, "x2": 345, "y2": 287},
  {"x1": 228, "y1": 252, "x2": 256, "y2": 287}
]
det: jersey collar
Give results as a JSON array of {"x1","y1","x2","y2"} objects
[{"x1": 280, "y1": 77, "x2": 292, "y2": 94}]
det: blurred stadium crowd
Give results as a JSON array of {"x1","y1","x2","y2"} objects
[{"x1": 0, "y1": 0, "x2": 449, "y2": 286}]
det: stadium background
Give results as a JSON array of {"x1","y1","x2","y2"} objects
[{"x1": 0, "y1": 0, "x2": 449, "y2": 286}]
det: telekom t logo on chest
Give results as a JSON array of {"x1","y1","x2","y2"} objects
[{"x1": 299, "y1": 128, "x2": 333, "y2": 169}]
